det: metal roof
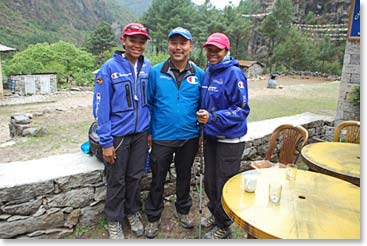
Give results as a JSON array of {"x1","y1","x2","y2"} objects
[{"x1": 0, "y1": 44, "x2": 16, "y2": 52}]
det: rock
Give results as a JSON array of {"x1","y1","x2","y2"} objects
[
  {"x1": 21, "y1": 127, "x2": 39, "y2": 136},
  {"x1": 1, "y1": 197, "x2": 42, "y2": 216},
  {"x1": 10, "y1": 114, "x2": 31, "y2": 124},
  {"x1": 64, "y1": 209, "x2": 81, "y2": 228}
]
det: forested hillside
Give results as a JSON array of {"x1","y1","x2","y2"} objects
[{"x1": 0, "y1": 0, "x2": 152, "y2": 50}]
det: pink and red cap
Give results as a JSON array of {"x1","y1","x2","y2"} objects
[
  {"x1": 203, "y1": 33, "x2": 230, "y2": 50},
  {"x1": 121, "y1": 23, "x2": 151, "y2": 40}
]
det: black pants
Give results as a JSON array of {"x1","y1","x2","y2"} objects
[
  {"x1": 104, "y1": 131, "x2": 148, "y2": 222},
  {"x1": 204, "y1": 138, "x2": 245, "y2": 229},
  {"x1": 144, "y1": 138, "x2": 199, "y2": 222}
]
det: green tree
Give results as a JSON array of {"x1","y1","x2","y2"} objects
[
  {"x1": 142, "y1": 0, "x2": 199, "y2": 52},
  {"x1": 317, "y1": 37, "x2": 337, "y2": 71},
  {"x1": 5, "y1": 41, "x2": 96, "y2": 86},
  {"x1": 259, "y1": 0, "x2": 294, "y2": 71},
  {"x1": 272, "y1": 26, "x2": 315, "y2": 71},
  {"x1": 86, "y1": 21, "x2": 115, "y2": 64},
  {"x1": 222, "y1": 4, "x2": 252, "y2": 59}
]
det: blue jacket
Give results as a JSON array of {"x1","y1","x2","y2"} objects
[
  {"x1": 147, "y1": 60, "x2": 204, "y2": 140},
  {"x1": 93, "y1": 51, "x2": 151, "y2": 148},
  {"x1": 200, "y1": 56, "x2": 250, "y2": 139}
]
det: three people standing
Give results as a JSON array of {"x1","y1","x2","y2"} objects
[{"x1": 93, "y1": 24, "x2": 248, "y2": 239}]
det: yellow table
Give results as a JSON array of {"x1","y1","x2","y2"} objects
[
  {"x1": 222, "y1": 168, "x2": 360, "y2": 239},
  {"x1": 301, "y1": 142, "x2": 360, "y2": 186}
]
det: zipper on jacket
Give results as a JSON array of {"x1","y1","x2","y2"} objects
[
  {"x1": 142, "y1": 81, "x2": 146, "y2": 104},
  {"x1": 125, "y1": 84, "x2": 132, "y2": 107},
  {"x1": 133, "y1": 57, "x2": 144, "y2": 133}
]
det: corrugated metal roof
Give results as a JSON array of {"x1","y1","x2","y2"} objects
[{"x1": 0, "y1": 44, "x2": 16, "y2": 52}]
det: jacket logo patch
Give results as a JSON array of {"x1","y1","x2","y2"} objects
[
  {"x1": 208, "y1": 86, "x2": 218, "y2": 92},
  {"x1": 213, "y1": 79, "x2": 223, "y2": 85},
  {"x1": 238, "y1": 81, "x2": 244, "y2": 89},
  {"x1": 111, "y1": 72, "x2": 132, "y2": 79},
  {"x1": 96, "y1": 78, "x2": 103, "y2": 84},
  {"x1": 187, "y1": 76, "x2": 199, "y2": 84},
  {"x1": 160, "y1": 75, "x2": 172, "y2": 80}
]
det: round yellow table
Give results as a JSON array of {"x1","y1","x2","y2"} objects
[
  {"x1": 222, "y1": 168, "x2": 360, "y2": 239},
  {"x1": 301, "y1": 142, "x2": 360, "y2": 186}
]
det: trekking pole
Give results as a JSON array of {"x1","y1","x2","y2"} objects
[{"x1": 198, "y1": 124, "x2": 204, "y2": 239}]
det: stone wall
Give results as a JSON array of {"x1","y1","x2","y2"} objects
[
  {"x1": 336, "y1": 41, "x2": 360, "y2": 121},
  {"x1": 0, "y1": 153, "x2": 179, "y2": 239},
  {"x1": 0, "y1": 113, "x2": 335, "y2": 239},
  {"x1": 240, "y1": 118, "x2": 335, "y2": 169}
]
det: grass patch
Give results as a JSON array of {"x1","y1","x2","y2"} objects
[
  {"x1": 248, "y1": 82, "x2": 339, "y2": 122},
  {"x1": 248, "y1": 96, "x2": 337, "y2": 122}
]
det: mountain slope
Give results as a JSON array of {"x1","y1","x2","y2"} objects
[{"x1": 0, "y1": 0, "x2": 151, "y2": 50}]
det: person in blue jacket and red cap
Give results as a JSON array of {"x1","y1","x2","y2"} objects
[
  {"x1": 197, "y1": 32, "x2": 250, "y2": 239},
  {"x1": 92, "y1": 22, "x2": 151, "y2": 239}
]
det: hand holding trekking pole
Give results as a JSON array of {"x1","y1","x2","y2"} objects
[{"x1": 196, "y1": 109, "x2": 209, "y2": 124}]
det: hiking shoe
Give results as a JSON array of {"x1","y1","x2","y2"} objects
[
  {"x1": 127, "y1": 212, "x2": 144, "y2": 237},
  {"x1": 174, "y1": 210, "x2": 194, "y2": 229},
  {"x1": 201, "y1": 215, "x2": 215, "y2": 229},
  {"x1": 203, "y1": 226, "x2": 232, "y2": 239},
  {"x1": 107, "y1": 221, "x2": 124, "y2": 239},
  {"x1": 145, "y1": 218, "x2": 161, "y2": 239}
]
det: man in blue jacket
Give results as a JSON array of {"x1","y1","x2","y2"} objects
[
  {"x1": 93, "y1": 23, "x2": 151, "y2": 239},
  {"x1": 144, "y1": 27, "x2": 204, "y2": 239}
]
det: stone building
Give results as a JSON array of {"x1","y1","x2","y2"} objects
[
  {"x1": 238, "y1": 60, "x2": 264, "y2": 79},
  {"x1": 9, "y1": 73, "x2": 57, "y2": 96}
]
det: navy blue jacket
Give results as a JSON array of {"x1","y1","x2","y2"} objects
[
  {"x1": 200, "y1": 56, "x2": 250, "y2": 139},
  {"x1": 93, "y1": 51, "x2": 151, "y2": 148}
]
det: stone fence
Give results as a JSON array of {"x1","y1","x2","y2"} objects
[{"x1": 0, "y1": 112, "x2": 335, "y2": 239}]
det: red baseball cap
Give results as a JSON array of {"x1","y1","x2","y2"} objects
[
  {"x1": 121, "y1": 23, "x2": 151, "y2": 40},
  {"x1": 203, "y1": 33, "x2": 230, "y2": 50}
]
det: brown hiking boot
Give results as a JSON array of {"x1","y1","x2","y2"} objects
[
  {"x1": 145, "y1": 218, "x2": 161, "y2": 239},
  {"x1": 127, "y1": 212, "x2": 144, "y2": 237}
]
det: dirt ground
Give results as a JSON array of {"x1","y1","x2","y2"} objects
[{"x1": 0, "y1": 75, "x2": 338, "y2": 239}]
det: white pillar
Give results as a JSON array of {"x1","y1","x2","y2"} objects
[{"x1": 0, "y1": 55, "x2": 3, "y2": 98}]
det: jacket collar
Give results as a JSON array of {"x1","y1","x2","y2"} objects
[{"x1": 161, "y1": 58, "x2": 195, "y2": 74}]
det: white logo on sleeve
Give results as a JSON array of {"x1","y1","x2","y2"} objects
[{"x1": 238, "y1": 81, "x2": 245, "y2": 89}]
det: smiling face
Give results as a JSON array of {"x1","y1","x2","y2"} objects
[
  {"x1": 168, "y1": 35, "x2": 193, "y2": 64},
  {"x1": 123, "y1": 34, "x2": 148, "y2": 63},
  {"x1": 205, "y1": 44, "x2": 228, "y2": 64}
]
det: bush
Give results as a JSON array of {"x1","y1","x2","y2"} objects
[
  {"x1": 4, "y1": 41, "x2": 96, "y2": 86},
  {"x1": 351, "y1": 86, "x2": 360, "y2": 107},
  {"x1": 145, "y1": 50, "x2": 169, "y2": 66},
  {"x1": 320, "y1": 61, "x2": 342, "y2": 76}
]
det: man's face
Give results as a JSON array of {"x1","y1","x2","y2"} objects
[
  {"x1": 168, "y1": 35, "x2": 193, "y2": 63},
  {"x1": 123, "y1": 34, "x2": 148, "y2": 61}
]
